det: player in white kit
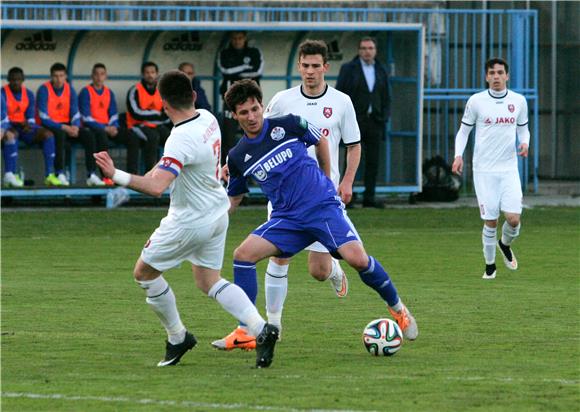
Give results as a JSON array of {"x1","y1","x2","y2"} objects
[
  {"x1": 452, "y1": 58, "x2": 530, "y2": 280},
  {"x1": 212, "y1": 40, "x2": 362, "y2": 350},
  {"x1": 94, "y1": 70, "x2": 278, "y2": 368}
]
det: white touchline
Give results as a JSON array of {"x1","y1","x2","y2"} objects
[{"x1": 1, "y1": 392, "x2": 379, "y2": 412}]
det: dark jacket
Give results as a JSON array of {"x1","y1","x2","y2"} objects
[
  {"x1": 217, "y1": 44, "x2": 264, "y2": 97},
  {"x1": 192, "y1": 77, "x2": 212, "y2": 113},
  {"x1": 335, "y1": 56, "x2": 390, "y2": 123}
]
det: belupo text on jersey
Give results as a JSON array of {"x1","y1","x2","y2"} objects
[{"x1": 260, "y1": 148, "x2": 293, "y2": 174}]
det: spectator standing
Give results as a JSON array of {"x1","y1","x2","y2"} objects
[
  {"x1": 125, "y1": 61, "x2": 170, "y2": 174},
  {"x1": 217, "y1": 31, "x2": 264, "y2": 164},
  {"x1": 2, "y1": 67, "x2": 60, "y2": 187},
  {"x1": 336, "y1": 37, "x2": 391, "y2": 208}
]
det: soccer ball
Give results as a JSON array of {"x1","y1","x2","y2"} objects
[{"x1": 362, "y1": 318, "x2": 403, "y2": 356}]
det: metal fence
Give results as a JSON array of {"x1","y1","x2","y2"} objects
[{"x1": 1, "y1": 3, "x2": 539, "y2": 192}]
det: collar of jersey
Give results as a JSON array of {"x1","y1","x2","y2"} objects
[
  {"x1": 300, "y1": 84, "x2": 328, "y2": 100},
  {"x1": 242, "y1": 119, "x2": 269, "y2": 144},
  {"x1": 487, "y1": 89, "x2": 508, "y2": 99},
  {"x1": 174, "y1": 112, "x2": 201, "y2": 128}
]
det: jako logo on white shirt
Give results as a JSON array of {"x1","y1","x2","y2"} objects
[{"x1": 494, "y1": 117, "x2": 516, "y2": 124}]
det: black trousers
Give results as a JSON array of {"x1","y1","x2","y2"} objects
[
  {"x1": 126, "y1": 124, "x2": 170, "y2": 174},
  {"x1": 80, "y1": 127, "x2": 129, "y2": 175},
  {"x1": 220, "y1": 110, "x2": 241, "y2": 165},
  {"x1": 358, "y1": 116, "x2": 386, "y2": 203},
  {"x1": 48, "y1": 125, "x2": 104, "y2": 176}
]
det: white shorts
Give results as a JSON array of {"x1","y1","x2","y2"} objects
[
  {"x1": 141, "y1": 212, "x2": 228, "y2": 272},
  {"x1": 267, "y1": 201, "x2": 330, "y2": 254},
  {"x1": 473, "y1": 171, "x2": 523, "y2": 220}
]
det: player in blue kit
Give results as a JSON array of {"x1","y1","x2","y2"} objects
[{"x1": 215, "y1": 79, "x2": 418, "y2": 345}]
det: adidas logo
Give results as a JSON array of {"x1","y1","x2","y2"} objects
[
  {"x1": 346, "y1": 230, "x2": 355, "y2": 237},
  {"x1": 163, "y1": 32, "x2": 202, "y2": 51},
  {"x1": 244, "y1": 154, "x2": 252, "y2": 162},
  {"x1": 15, "y1": 30, "x2": 56, "y2": 51}
]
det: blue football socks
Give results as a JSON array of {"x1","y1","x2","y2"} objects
[{"x1": 358, "y1": 256, "x2": 400, "y2": 307}]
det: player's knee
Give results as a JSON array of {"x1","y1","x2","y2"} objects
[
  {"x1": 233, "y1": 245, "x2": 255, "y2": 263},
  {"x1": 349, "y1": 258, "x2": 369, "y2": 272},
  {"x1": 309, "y1": 266, "x2": 329, "y2": 281},
  {"x1": 506, "y1": 215, "x2": 520, "y2": 227}
]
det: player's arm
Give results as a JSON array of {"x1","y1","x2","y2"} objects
[
  {"x1": 339, "y1": 142, "x2": 361, "y2": 204},
  {"x1": 228, "y1": 194, "x2": 245, "y2": 213},
  {"x1": 452, "y1": 98, "x2": 476, "y2": 175},
  {"x1": 94, "y1": 151, "x2": 174, "y2": 197},
  {"x1": 516, "y1": 98, "x2": 530, "y2": 157},
  {"x1": 314, "y1": 136, "x2": 331, "y2": 178},
  {"x1": 451, "y1": 123, "x2": 473, "y2": 175},
  {"x1": 226, "y1": 158, "x2": 249, "y2": 213}
]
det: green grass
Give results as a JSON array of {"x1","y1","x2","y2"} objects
[{"x1": 2, "y1": 207, "x2": 579, "y2": 411}]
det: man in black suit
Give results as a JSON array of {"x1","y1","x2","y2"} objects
[{"x1": 336, "y1": 37, "x2": 390, "y2": 208}]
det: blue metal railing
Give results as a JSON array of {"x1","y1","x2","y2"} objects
[{"x1": 1, "y1": 3, "x2": 539, "y2": 192}]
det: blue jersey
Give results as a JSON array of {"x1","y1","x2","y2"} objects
[{"x1": 227, "y1": 114, "x2": 338, "y2": 218}]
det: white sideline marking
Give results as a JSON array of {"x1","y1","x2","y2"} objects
[{"x1": 1, "y1": 392, "x2": 377, "y2": 412}]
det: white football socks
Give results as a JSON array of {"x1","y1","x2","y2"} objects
[
  {"x1": 327, "y1": 258, "x2": 342, "y2": 281},
  {"x1": 208, "y1": 278, "x2": 266, "y2": 337},
  {"x1": 501, "y1": 221, "x2": 520, "y2": 246},
  {"x1": 265, "y1": 260, "x2": 289, "y2": 327},
  {"x1": 138, "y1": 276, "x2": 186, "y2": 345},
  {"x1": 482, "y1": 225, "x2": 497, "y2": 264}
]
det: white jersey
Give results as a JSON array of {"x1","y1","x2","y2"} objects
[
  {"x1": 159, "y1": 109, "x2": 229, "y2": 226},
  {"x1": 461, "y1": 89, "x2": 529, "y2": 172},
  {"x1": 264, "y1": 84, "x2": 360, "y2": 188}
]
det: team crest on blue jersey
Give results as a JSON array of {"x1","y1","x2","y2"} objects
[
  {"x1": 253, "y1": 165, "x2": 267, "y2": 181},
  {"x1": 270, "y1": 126, "x2": 285, "y2": 141}
]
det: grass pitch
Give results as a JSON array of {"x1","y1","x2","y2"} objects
[{"x1": 2, "y1": 206, "x2": 579, "y2": 411}]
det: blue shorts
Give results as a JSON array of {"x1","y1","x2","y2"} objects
[{"x1": 252, "y1": 202, "x2": 361, "y2": 258}]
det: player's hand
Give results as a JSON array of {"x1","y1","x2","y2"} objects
[
  {"x1": 220, "y1": 164, "x2": 230, "y2": 183},
  {"x1": 518, "y1": 143, "x2": 529, "y2": 158},
  {"x1": 3, "y1": 129, "x2": 17, "y2": 141},
  {"x1": 338, "y1": 180, "x2": 353, "y2": 204},
  {"x1": 105, "y1": 126, "x2": 118, "y2": 137},
  {"x1": 93, "y1": 151, "x2": 115, "y2": 178},
  {"x1": 451, "y1": 156, "x2": 463, "y2": 175}
]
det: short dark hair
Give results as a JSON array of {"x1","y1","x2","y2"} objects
[
  {"x1": 141, "y1": 61, "x2": 159, "y2": 74},
  {"x1": 8, "y1": 67, "x2": 24, "y2": 79},
  {"x1": 158, "y1": 70, "x2": 194, "y2": 110},
  {"x1": 485, "y1": 57, "x2": 509, "y2": 74},
  {"x1": 92, "y1": 63, "x2": 106, "y2": 73},
  {"x1": 50, "y1": 63, "x2": 67, "y2": 75},
  {"x1": 359, "y1": 36, "x2": 377, "y2": 48},
  {"x1": 298, "y1": 40, "x2": 328, "y2": 64},
  {"x1": 178, "y1": 62, "x2": 194, "y2": 72},
  {"x1": 224, "y1": 79, "x2": 262, "y2": 113}
]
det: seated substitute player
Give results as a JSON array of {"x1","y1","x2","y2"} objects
[
  {"x1": 94, "y1": 70, "x2": 278, "y2": 368},
  {"x1": 214, "y1": 79, "x2": 418, "y2": 348},
  {"x1": 2, "y1": 67, "x2": 60, "y2": 187},
  {"x1": 452, "y1": 57, "x2": 530, "y2": 280},
  {"x1": 79, "y1": 63, "x2": 128, "y2": 186},
  {"x1": 37, "y1": 63, "x2": 102, "y2": 186}
]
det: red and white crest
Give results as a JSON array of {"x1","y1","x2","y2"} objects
[
  {"x1": 323, "y1": 107, "x2": 333, "y2": 118},
  {"x1": 508, "y1": 104, "x2": 515, "y2": 113}
]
